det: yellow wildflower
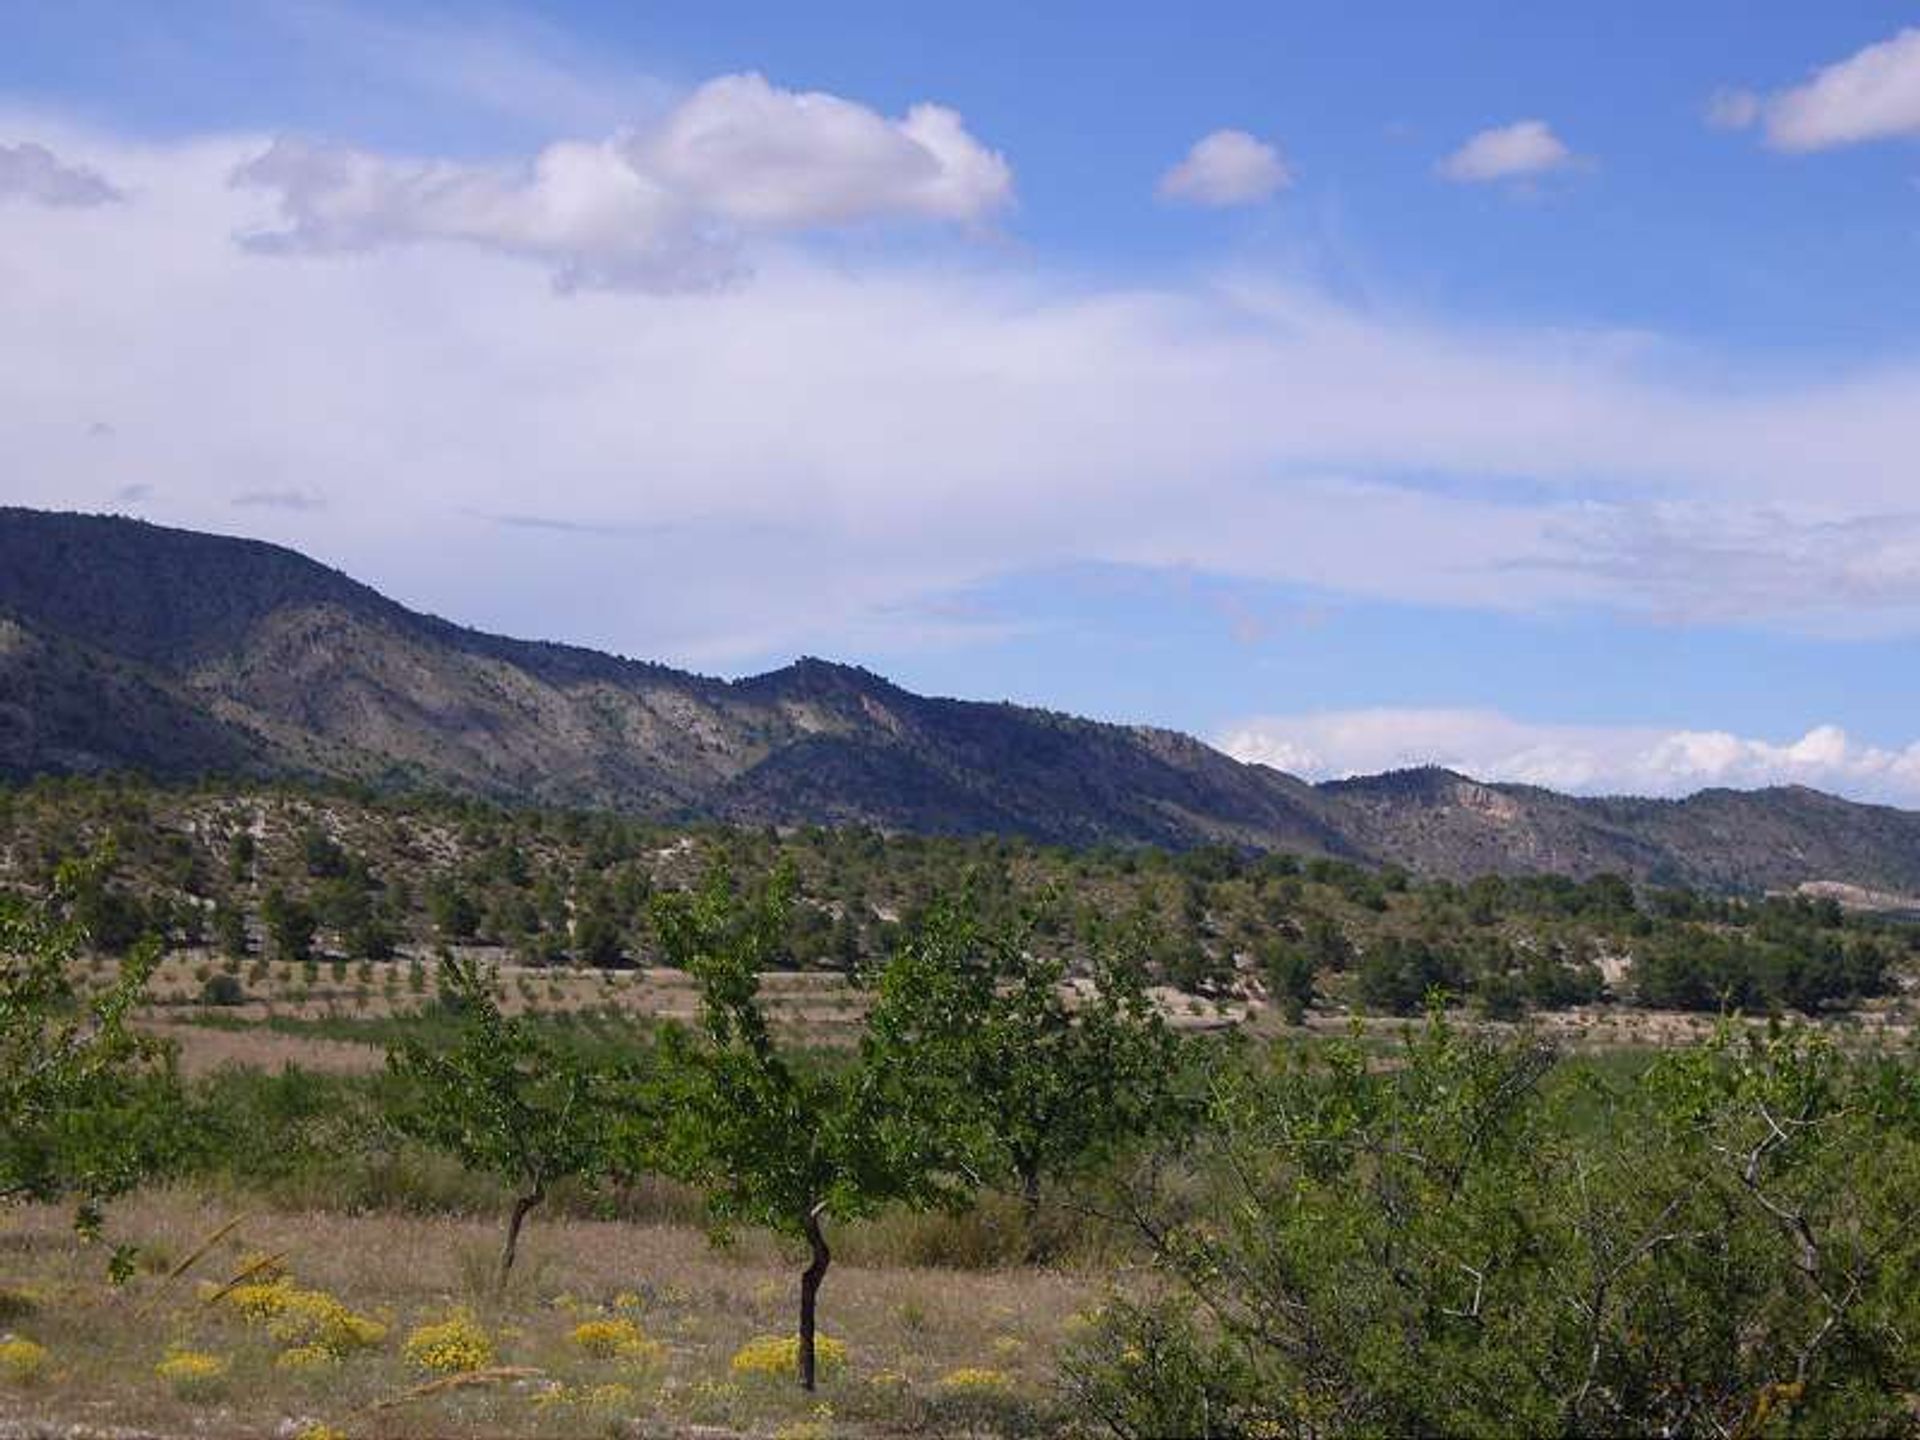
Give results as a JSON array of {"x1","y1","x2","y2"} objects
[
  {"x1": 729, "y1": 1332, "x2": 847, "y2": 1380},
  {"x1": 568, "y1": 1316, "x2": 663, "y2": 1364},
  {"x1": 275, "y1": 1344, "x2": 338, "y2": 1371},
  {"x1": 155, "y1": 1347, "x2": 228, "y2": 1399},
  {"x1": 402, "y1": 1308, "x2": 494, "y2": 1374},
  {"x1": 0, "y1": 1336, "x2": 49, "y2": 1386}
]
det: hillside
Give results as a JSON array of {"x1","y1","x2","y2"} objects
[{"x1": 5, "y1": 506, "x2": 1920, "y2": 892}]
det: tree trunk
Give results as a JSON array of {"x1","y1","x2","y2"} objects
[
  {"x1": 1019, "y1": 1160, "x2": 1045, "y2": 1263},
  {"x1": 499, "y1": 1183, "x2": 543, "y2": 1297},
  {"x1": 798, "y1": 1203, "x2": 831, "y2": 1391}
]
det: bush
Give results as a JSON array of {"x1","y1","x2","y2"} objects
[
  {"x1": 0, "y1": 1337, "x2": 49, "y2": 1386},
  {"x1": 154, "y1": 1347, "x2": 228, "y2": 1400},
  {"x1": 199, "y1": 972, "x2": 246, "y2": 1006},
  {"x1": 731, "y1": 1333, "x2": 847, "y2": 1381},
  {"x1": 403, "y1": 1309, "x2": 493, "y2": 1374}
]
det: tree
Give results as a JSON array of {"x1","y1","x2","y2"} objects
[
  {"x1": 1260, "y1": 939, "x2": 1317, "y2": 1026},
  {"x1": 386, "y1": 955, "x2": 617, "y2": 1294},
  {"x1": 1, "y1": 862, "x2": 175, "y2": 1273},
  {"x1": 261, "y1": 887, "x2": 316, "y2": 962},
  {"x1": 882, "y1": 898, "x2": 1191, "y2": 1257},
  {"x1": 652, "y1": 863, "x2": 975, "y2": 1390}
]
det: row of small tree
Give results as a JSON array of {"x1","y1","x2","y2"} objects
[{"x1": 385, "y1": 861, "x2": 1190, "y2": 1390}]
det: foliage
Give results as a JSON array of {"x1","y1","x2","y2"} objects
[
  {"x1": 0, "y1": 860, "x2": 176, "y2": 1252},
  {"x1": 730, "y1": 1333, "x2": 848, "y2": 1381},
  {"x1": 872, "y1": 894, "x2": 1194, "y2": 1254},
  {"x1": 0, "y1": 1337, "x2": 49, "y2": 1386},
  {"x1": 385, "y1": 954, "x2": 626, "y2": 1289},
  {"x1": 402, "y1": 1308, "x2": 494, "y2": 1373},
  {"x1": 651, "y1": 862, "x2": 980, "y2": 1388},
  {"x1": 1065, "y1": 1010, "x2": 1920, "y2": 1436},
  {"x1": 568, "y1": 1316, "x2": 664, "y2": 1363},
  {"x1": 154, "y1": 1347, "x2": 228, "y2": 1399}
]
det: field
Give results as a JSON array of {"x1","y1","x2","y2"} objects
[{"x1": 0, "y1": 1187, "x2": 1089, "y2": 1439}]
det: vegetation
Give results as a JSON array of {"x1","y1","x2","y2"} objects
[
  {"x1": 0, "y1": 857, "x2": 175, "y2": 1275},
  {"x1": 649, "y1": 864, "x2": 985, "y2": 1390},
  {"x1": 4, "y1": 775, "x2": 1913, "y2": 1025},
  {"x1": 385, "y1": 955, "x2": 628, "y2": 1294},
  {"x1": 13, "y1": 785, "x2": 1920, "y2": 1432}
]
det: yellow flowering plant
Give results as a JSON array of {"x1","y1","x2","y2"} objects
[
  {"x1": 0, "y1": 1337, "x2": 49, "y2": 1386},
  {"x1": 402, "y1": 1308, "x2": 494, "y2": 1374},
  {"x1": 730, "y1": 1333, "x2": 847, "y2": 1381},
  {"x1": 155, "y1": 1347, "x2": 228, "y2": 1400}
]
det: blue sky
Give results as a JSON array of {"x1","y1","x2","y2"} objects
[{"x1": 4, "y1": 2, "x2": 1920, "y2": 800}]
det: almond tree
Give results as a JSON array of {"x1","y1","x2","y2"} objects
[
  {"x1": 1, "y1": 860, "x2": 173, "y2": 1277},
  {"x1": 651, "y1": 863, "x2": 978, "y2": 1390},
  {"x1": 386, "y1": 954, "x2": 620, "y2": 1294},
  {"x1": 880, "y1": 896, "x2": 1192, "y2": 1258}
]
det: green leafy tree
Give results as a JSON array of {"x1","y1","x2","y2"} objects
[
  {"x1": 386, "y1": 955, "x2": 618, "y2": 1293},
  {"x1": 1, "y1": 863, "x2": 175, "y2": 1276},
  {"x1": 883, "y1": 897, "x2": 1191, "y2": 1256},
  {"x1": 652, "y1": 863, "x2": 975, "y2": 1390},
  {"x1": 261, "y1": 886, "x2": 316, "y2": 962}
]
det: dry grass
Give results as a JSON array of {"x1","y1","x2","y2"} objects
[{"x1": 0, "y1": 1188, "x2": 1093, "y2": 1438}]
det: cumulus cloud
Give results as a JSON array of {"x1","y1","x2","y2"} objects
[
  {"x1": 1714, "y1": 27, "x2": 1920, "y2": 152},
  {"x1": 232, "y1": 72, "x2": 1011, "y2": 292},
  {"x1": 1157, "y1": 129, "x2": 1291, "y2": 206},
  {"x1": 0, "y1": 141, "x2": 120, "y2": 206},
  {"x1": 1218, "y1": 709, "x2": 1920, "y2": 805},
  {"x1": 9, "y1": 119, "x2": 1920, "y2": 666},
  {"x1": 1436, "y1": 120, "x2": 1575, "y2": 183}
]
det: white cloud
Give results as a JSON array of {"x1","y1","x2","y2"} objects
[
  {"x1": 233, "y1": 72, "x2": 1012, "y2": 292},
  {"x1": 644, "y1": 75, "x2": 1012, "y2": 227},
  {"x1": 1157, "y1": 129, "x2": 1291, "y2": 207},
  {"x1": 1719, "y1": 26, "x2": 1920, "y2": 152},
  {"x1": 1218, "y1": 709, "x2": 1920, "y2": 805},
  {"x1": 1437, "y1": 119, "x2": 1574, "y2": 183},
  {"x1": 0, "y1": 141, "x2": 120, "y2": 206},
  {"x1": 8, "y1": 117, "x2": 1920, "y2": 666}
]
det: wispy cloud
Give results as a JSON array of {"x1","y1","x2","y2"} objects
[{"x1": 6, "y1": 117, "x2": 1920, "y2": 665}]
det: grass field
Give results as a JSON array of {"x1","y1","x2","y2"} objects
[{"x1": 0, "y1": 1187, "x2": 1093, "y2": 1439}]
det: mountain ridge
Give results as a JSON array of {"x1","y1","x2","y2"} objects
[{"x1": 5, "y1": 506, "x2": 1919, "y2": 892}]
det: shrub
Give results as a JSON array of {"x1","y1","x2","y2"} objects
[
  {"x1": 402, "y1": 1308, "x2": 494, "y2": 1373},
  {"x1": 155, "y1": 1347, "x2": 228, "y2": 1400},
  {"x1": 568, "y1": 1316, "x2": 663, "y2": 1363},
  {"x1": 730, "y1": 1333, "x2": 847, "y2": 1381},
  {"x1": 940, "y1": 1366, "x2": 1014, "y2": 1394},
  {"x1": 265, "y1": 1288, "x2": 386, "y2": 1356},
  {"x1": 0, "y1": 1336, "x2": 49, "y2": 1386}
]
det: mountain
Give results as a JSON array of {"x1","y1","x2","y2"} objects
[{"x1": 4, "y1": 506, "x2": 1919, "y2": 893}]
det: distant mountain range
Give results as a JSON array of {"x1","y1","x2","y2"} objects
[{"x1": 5, "y1": 505, "x2": 1919, "y2": 894}]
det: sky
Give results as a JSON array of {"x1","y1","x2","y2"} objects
[{"x1": 4, "y1": 2, "x2": 1920, "y2": 803}]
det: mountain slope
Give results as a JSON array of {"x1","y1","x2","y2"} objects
[{"x1": 4, "y1": 506, "x2": 1919, "y2": 892}]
